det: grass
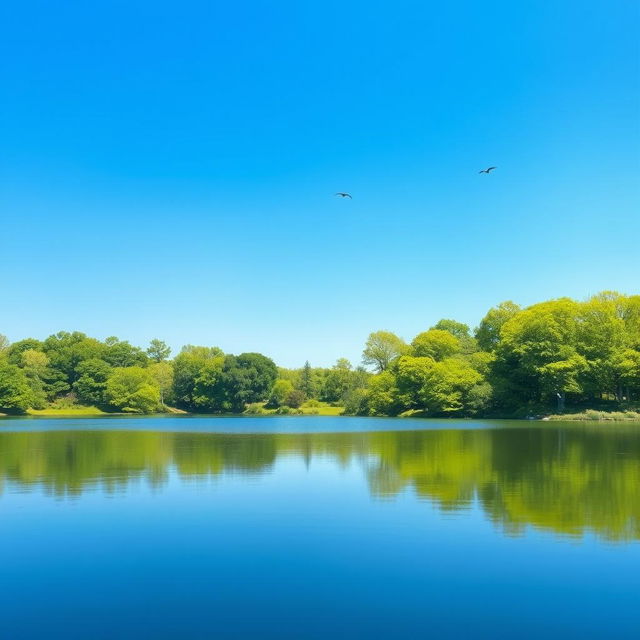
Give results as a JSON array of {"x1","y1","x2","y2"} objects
[
  {"x1": 244, "y1": 401, "x2": 344, "y2": 416},
  {"x1": 548, "y1": 410, "x2": 640, "y2": 422},
  {"x1": 299, "y1": 405, "x2": 344, "y2": 416},
  {"x1": 27, "y1": 406, "x2": 108, "y2": 416}
]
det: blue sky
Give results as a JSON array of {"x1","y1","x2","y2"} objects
[{"x1": 1, "y1": 0, "x2": 638, "y2": 367}]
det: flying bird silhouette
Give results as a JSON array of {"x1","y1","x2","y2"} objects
[
  {"x1": 479, "y1": 167, "x2": 497, "y2": 174},
  {"x1": 335, "y1": 192, "x2": 352, "y2": 199}
]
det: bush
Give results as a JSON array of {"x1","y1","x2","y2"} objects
[
  {"x1": 284, "y1": 389, "x2": 306, "y2": 409},
  {"x1": 244, "y1": 402, "x2": 267, "y2": 415}
]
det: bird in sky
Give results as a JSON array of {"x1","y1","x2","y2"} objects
[
  {"x1": 479, "y1": 167, "x2": 497, "y2": 174},
  {"x1": 335, "y1": 192, "x2": 352, "y2": 199}
]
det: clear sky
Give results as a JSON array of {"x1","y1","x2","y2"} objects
[{"x1": 1, "y1": 0, "x2": 638, "y2": 367}]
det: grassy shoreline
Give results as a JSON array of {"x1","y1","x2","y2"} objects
[
  {"x1": 3, "y1": 406, "x2": 639, "y2": 422},
  {"x1": 547, "y1": 410, "x2": 640, "y2": 422}
]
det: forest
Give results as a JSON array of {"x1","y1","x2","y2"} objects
[{"x1": 1, "y1": 291, "x2": 639, "y2": 418}]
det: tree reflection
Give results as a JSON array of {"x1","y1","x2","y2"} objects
[{"x1": 0, "y1": 426, "x2": 638, "y2": 541}]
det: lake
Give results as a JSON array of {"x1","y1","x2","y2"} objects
[{"x1": 1, "y1": 416, "x2": 638, "y2": 639}]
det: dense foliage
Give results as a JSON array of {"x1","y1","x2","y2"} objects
[{"x1": 1, "y1": 291, "x2": 638, "y2": 416}]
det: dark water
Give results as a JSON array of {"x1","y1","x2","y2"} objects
[{"x1": 1, "y1": 416, "x2": 639, "y2": 639}]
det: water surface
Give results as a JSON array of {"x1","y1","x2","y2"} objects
[{"x1": 1, "y1": 416, "x2": 638, "y2": 638}]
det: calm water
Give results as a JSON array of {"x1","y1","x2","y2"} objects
[{"x1": 1, "y1": 416, "x2": 639, "y2": 639}]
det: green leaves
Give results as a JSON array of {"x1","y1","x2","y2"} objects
[
  {"x1": 362, "y1": 331, "x2": 408, "y2": 372},
  {"x1": 105, "y1": 367, "x2": 160, "y2": 414}
]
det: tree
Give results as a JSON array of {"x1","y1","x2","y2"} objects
[
  {"x1": 0, "y1": 334, "x2": 9, "y2": 355},
  {"x1": 20, "y1": 349, "x2": 51, "y2": 409},
  {"x1": 321, "y1": 359, "x2": 353, "y2": 403},
  {"x1": 576, "y1": 292, "x2": 628, "y2": 401},
  {"x1": 148, "y1": 362, "x2": 174, "y2": 407},
  {"x1": 367, "y1": 371, "x2": 404, "y2": 416},
  {"x1": 104, "y1": 337, "x2": 148, "y2": 368},
  {"x1": 191, "y1": 356, "x2": 226, "y2": 410},
  {"x1": 105, "y1": 367, "x2": 160, "y2": 413},
  {"x1": 189, "y1": 352, "x2": 277, "y2": 412},
  {"x1": 43, "y1": 332, "x2": 107, "y2": 385},
  {"x1": 7, "y1": 338, "x2": 45, "y2": 364},
  {"x1": 73, "y1": 359, "x2": 112, "y2": 406},
  {"x1": 432, "y1": 319, "x2": 470, "y2": 340},
  {"x1": 226, "y1": 353, "x2": 278, "y2": 409},
  {"x1": 268, "y1": 379, "x2": 294, "y2": 407},
  {"x1": 0, "y1": 362, "x2": 32, "y2": 413},
  {"x1": 284, "y1": 389, "x2": 306, "y2": 408},
  {"x1": 147, "y1": 339, "x2": 171, "y2": 363},
  {"x1": 362, "y1": 331, "x2": 408, "y2": 372},
  {"x1": 395, "y1": 355, "x2": 484, "y2": 414},
  {"x1": 172, "y1": 345, "x2": 224, "y2": 409},
  {"x1": 492, "y1": 298, "x2": 583, "y2": 409},
  {"x1": 299, "y1": 360, "x2": 314, "y2": 398},
  {"x1": 475, "y1": 301, "x2": 521, "y2": 352},
  {"x1": 411, "y1": 329, "x2": 459, "y2": 361}
]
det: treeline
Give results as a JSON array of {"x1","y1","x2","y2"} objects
[
  {"x1": 352, "y1": 291, "x2": 640, "y2": 417},
  {"x1": 1, "y1": 291, "x2": 639, "y2": 416}
]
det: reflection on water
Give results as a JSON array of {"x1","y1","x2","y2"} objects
[{"x1": 1, "y1": 425, "x2": 638, "y2": 542}]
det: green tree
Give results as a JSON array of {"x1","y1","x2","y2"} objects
[
  {"x1": 43, "y1": 332, "x2": 107, "y2": 385},
  {"x1": 20, "y1": 349, "x2": 51, "y2": 409},
  {"x1": 321, "y1": 359, "x2": 353, "y2": 403},
  {"x1": 105, "y1": 367, "x2": 160, "y2": 413},
  {"x1": 411, "y1": 329, "x2": 459, "y2": 361},
  {"x1": 299, "y1": 360, "x2": 315, "y2": 398},
  {"x1": 475, "y1": 301, "x2": 521, "y2": 352},
  {"x1": 492, "y1": 298, "x2": 583, "y2": 410},
  {"x1": 0, "y1": 362, "x2": 32, "y2": 413},
  {"x1": 73, "y1": 359, "x2": 112, "y2": 406},
  {"x1": 432, "y1": 319, "x2": 470, "y2": 339},
  {"x1": 191, "y1": 356, "x2": 226, "y2": 410},
  {"x1": 147, "y1": 339, "x2": 171, "y2": 363},
  {"x1": 148, "y1": 362, "x2": 174, "y2": 408},
  {"x1": 104, "y1": 337, "x2": 148, "y2": 368},
  {"x1": 367, "y1": 370, "x2": 404, "y2": 416},
  {"x1": 284, "y1": 389, "x2": 306, "y2": 408},
  {"x1": 268, "y1": 379, "x2": 294, "y2": 407},
  {"x1": 395, "y1": 355, "x2": 485, "y2": 415},
  {"x1": 362, "y1": 331, "x2": 408, "y2": 372},
  {"x1": 172, "y1": 345, "x2": 224, "y2": 409},
  {"x1": 7, "y1": 338, "x2": 45, "y2": 364}
]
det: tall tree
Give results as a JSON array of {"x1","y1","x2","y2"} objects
[
  {"x1": 147, "y1": 339, "x2": 171, "y2": 363},
  {"x1": 362, "y1": 331, "x2": 408, "y2": 372},
  {"x1": 300, "y1": 360, "x2": 314, "y2": 398}
]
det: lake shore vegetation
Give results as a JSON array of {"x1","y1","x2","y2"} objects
[{"x1": 1, "y1": 291, "x2": 639, "y2": 420}]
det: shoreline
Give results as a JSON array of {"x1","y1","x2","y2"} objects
[{"x1": 2, "y1": 408, "x2": 639, "y2": 423}]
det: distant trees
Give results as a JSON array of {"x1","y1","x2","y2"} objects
[
  {"x1": 347, "y1": 293, "x2": 640, "y2": 417},
  {"x1": 1, "y1": 291, "x2": 639, "y2": 417}
]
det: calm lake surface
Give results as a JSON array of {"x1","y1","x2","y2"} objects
[{"x1": 1, "y1": 416, "x2": 639, "y2": 639}]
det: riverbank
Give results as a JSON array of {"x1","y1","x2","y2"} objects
[
  {"x1": 9, "y1": 402, "x2": 344, "y2": 418},
  {"x1": 548, "y1": 410, "x2": 640, "y2": 422},
  {"x1": 4, "y1": 405, "x2": 639, "y2": 421}
]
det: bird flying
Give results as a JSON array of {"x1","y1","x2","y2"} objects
[
  {"x1": 335, "y1": 192, "x2": 352, "y2": 199},
  {"x1": 479, "y1": 167, "x2": 496, "y2": 174}
]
